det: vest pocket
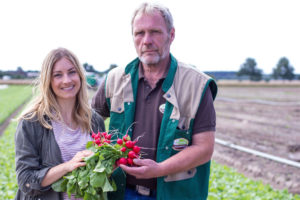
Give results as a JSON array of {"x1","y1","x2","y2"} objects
[
  {"x1": 110, "y1": 96, "x2": 124, "y2": 113},
  {"x1": 177, "y1": 116, "x2": 191, "y2": 130},
  {"x1": 164, "y1": 168, "x2": 197, "y2": 182}
]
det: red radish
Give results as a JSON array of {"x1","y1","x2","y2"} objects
[
  {"x1": 95, "y1": 139, "x2": 101, "y2": 145},
  {"x1": 104, "y1": 140, "x2": 111, "y2": 144},
  {"x1": 127, "y1": 158, "x2": 133, "y2": 165},
  {"x1": 120, "y1": 147, "x2": 127, "y2": 152},
  {"x1": 96, "y1": 133, "x2": 101, "y2": 139},
  {"x1": 125, "y1": 141, "x2": 134, "y2": 149},
  {"x1": 105, "y1": 134, "x2": 112, "y2": 140},
  {"x1": 119, "y1": 157, "x2": 127, "y2": 165},
  {"x1": 123, "y1": 134, "x2": 130, "y2": 142},
  {"x1": 102, "y1": 132, "x2": 107, "y2": 137},
  {"x1": 133, "y1": 146, "x2": 140, "y2": 153},
  {"x1": 128, "y1": 151, "x2": 137, "y2": 159},
  {"x1": 94, "y1": 134, "x2": 99, "y2": 140},
  {"x1": 117, "y1": 139, "x2": 123, "y2": 145}
]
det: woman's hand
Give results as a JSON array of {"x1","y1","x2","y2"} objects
[
  {"x1": 65, "y1": 150, "x2": 94, "y2": 172},
  {"x1": 41, "y1": 150, "x2": 94, "y2": 187}
]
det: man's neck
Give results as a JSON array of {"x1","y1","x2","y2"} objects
[{"x1": 142, "y1": 57, "x2": 170, "y2": 88}]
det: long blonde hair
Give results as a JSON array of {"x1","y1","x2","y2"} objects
[{"x1": 20, "y1": 47, "x2": 92, "y2": 132}]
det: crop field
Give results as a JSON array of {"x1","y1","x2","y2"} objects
[
  {"x1": 213, "y1": 85, "x2": 300, "y2": 195},
  {"x1": 0, "y1": 84, "x2": 299, "y2": 199}
]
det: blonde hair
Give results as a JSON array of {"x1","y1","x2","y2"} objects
[{"x1": 20, "y1": 47, "x2": 92, "y2": 132}]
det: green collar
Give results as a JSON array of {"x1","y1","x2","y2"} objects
[{"x1": 162, "y1": 53, "x2": 177, "y2": 92}]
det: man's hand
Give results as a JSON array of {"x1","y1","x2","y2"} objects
[
  {"x1": 120, "y1": 131, "x2": 214, "y2": 180},
  {"x1": 120, "y1": 159, "x2": 162, "y2": 179}
]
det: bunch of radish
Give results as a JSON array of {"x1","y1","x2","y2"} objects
[
  {"x1": 91, "y1": 131, "x2": 112, "y2": 145},
  {"x1": 115, "y1": 134, "x2": 141, "y2": 166},
  {"x1": 52, "y1": 131, "x2": 142, "y2": 199},
  {"x1": 92, "y1": 131, "x2": 141, "y2": 166}
]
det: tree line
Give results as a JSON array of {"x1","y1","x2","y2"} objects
[{"x1": 237, "y1": 57, "x2": 297, "y2": 81}]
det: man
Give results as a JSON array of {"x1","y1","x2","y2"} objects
[{"x1": 92, "y1": 2, "x2": 217, "y2": 200}]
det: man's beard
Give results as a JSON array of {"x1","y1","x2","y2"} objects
[
  {"x1": 139, "y1": 37, "x2": 170, "y2": 66},
  {"x1": 139, "y1": 53, "x2": 161, "y2": 66}
]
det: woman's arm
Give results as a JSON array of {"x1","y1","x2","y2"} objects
[
  {"x1": 15, "y1": 119, "x2": 50, "y2": 196},
  {"x1": 15, "y1": 119, "x2": 93, "y2": 195}
]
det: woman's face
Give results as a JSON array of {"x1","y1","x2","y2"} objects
[{"x1": 51, "y1": 57, "x2": 81, "y2": 103}]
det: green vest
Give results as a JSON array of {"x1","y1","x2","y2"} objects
[{"x1": 106, "y1": 54, "x2": 217, "y2": 200}]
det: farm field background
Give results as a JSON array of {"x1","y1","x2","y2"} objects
[
  {"x1": 0, "y1": 83, "x2": 299, "y2": 199},
  {"x1": 213, "y1": 84, "x2": 300, "y2": 195}
]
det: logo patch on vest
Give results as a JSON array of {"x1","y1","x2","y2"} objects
[
  {"x1": 159, "y1": 103, "x2": 165, "y2": 114},
  {"x1": 172, "y1": 138, "x2": 189, "y2": 151}
]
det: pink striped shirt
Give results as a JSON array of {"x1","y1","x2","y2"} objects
[{"x1": 52, "y1": 120, "x2": 92, "y2": 200}]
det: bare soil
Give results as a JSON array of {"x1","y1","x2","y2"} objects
[{"x1": 212, "y1": 86, "x2": 300, "y2": 194}]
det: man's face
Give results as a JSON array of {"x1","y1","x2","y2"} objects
[{"x1": 132, "y1": 11, "x2": 174, "y2": 66}]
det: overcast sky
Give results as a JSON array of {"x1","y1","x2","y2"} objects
[{"x1": 0, "y1": 0, "x2": 299, "y2": 74}]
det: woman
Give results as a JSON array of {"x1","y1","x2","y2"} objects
[{"x1": 15, "y1": 48, "x2": 105, "y2": 200}]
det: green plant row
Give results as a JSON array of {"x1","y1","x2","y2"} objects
[
  {"x1": 0, "y1": 85, "x2": 32, "y2": 125},
  {"x1": 0, "y1": 121, "x2": 18, "y2": 199},
  {"x1": 208, "y1": 161, "x2": 300, "y2": 200}
]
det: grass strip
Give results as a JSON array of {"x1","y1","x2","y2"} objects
[{"x1": 0, "y1": 85, "x2": 32, "y2": 125}]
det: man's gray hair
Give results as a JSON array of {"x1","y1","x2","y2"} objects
[{"x1": 131, "y1": 2, "x2": 174, "y2": 33}]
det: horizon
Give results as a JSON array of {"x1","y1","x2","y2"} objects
[{"x1": 2, "y1": 67, "x2": 299, "y2": 76}]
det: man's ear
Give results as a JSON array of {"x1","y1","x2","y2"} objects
[{"x1": 170, "y1": 28, "x2": 175, "y2": 42}]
